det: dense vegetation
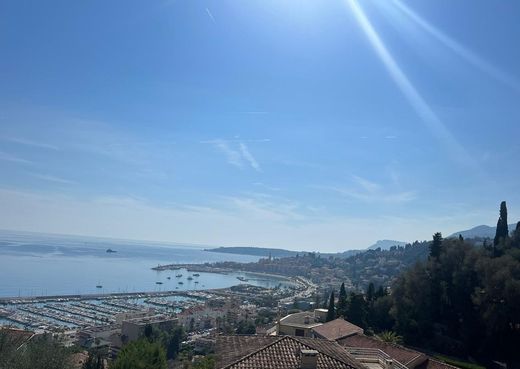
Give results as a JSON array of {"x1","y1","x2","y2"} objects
[
  {"x1": 328, "y1": 202, "x2": 520, "y2": 367},
  {"x1": 110, "y1": 339, "x2": 167, "y2": 369},
  {"x1": 0, "y1": 331, "x2": 75, "y2": 369}
]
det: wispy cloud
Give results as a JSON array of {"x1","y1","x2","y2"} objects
[
  {"x1": 0, "y1": 151, "x2": 33, "y2": 165},
  {"x1": 205, "y1": 8, "x2": 216, "y2": 24},
  {"x1": 210, "y1": 139, "x2": 243, "y2": 168},
  {"x1": 203, "y1": 139, "x2": 264, "y2": 171},
  {"x1": 2, "y1": 136, "x2": 59, "y2": 151},
  {"x1": 239, "y1": 143, "x2": 261, "y2": 172},
  {"x1": 317, "y1": 174, "x2": 416, "y2": 204},
  {"x1": 0, "y1": 187, "x2": 484, "y2": 251},
  {"x1": 253, "y1": 182, "x2": 281, "y2": 191},
  {"x1": 351, "y1": 175, "x2": 380, "y2": 193},
  {"x1": 29, "y1": 173, "x2": 76, "y2": 185}
]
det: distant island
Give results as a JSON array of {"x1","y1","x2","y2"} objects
[
  {"x1": 205, "y1": 246, "x2": 300, "y2": 258},
  {"x1": 106, "y1": 248, "x2": 117, "y2": 253}
]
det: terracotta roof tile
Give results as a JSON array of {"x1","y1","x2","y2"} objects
[
  {"x1": 338, "y1": 334, "x2": 427, "y2": 367},
  {"x1": 216, "y1": 335, "x2": 363, "y2": 369},
  {"x1": 415, "y1": 358, "x2": 461, "y2": 369},
  {"x1": 312, "y1": 319, "x2": 363, "y2": 340}
]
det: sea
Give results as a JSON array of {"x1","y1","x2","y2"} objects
[{"x1": 0, "y1": 230, "x2": 286, "y2": 298}]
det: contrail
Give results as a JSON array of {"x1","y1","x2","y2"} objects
[
  {"x1": 393, "y1": 0, "x2": 520, "y2": 93},
  {"x1": 345, "y1": 0, "x2": 474, "y2": 167}
]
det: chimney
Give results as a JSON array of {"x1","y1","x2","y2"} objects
[
  {"x1": 304, "y1": 315, "x2": 310, "y2": 325},
  {"x1": 385, "y1": 359, "x2": 394, "y2": 369},
  {"x1": 300, "y1": 349, "x2": 318, "y2": 369}
]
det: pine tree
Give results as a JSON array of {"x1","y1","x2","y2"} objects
[
  {"x1": 458, "y1": 234, "x2": 464, "y2": 242},
  {"x1": 430, "y1": 232, "x2": 443, "y2": 259},
  {"x1": 337, "y1": 283, "x2": 347, "y2": 317},
  {"x1": 326, "y1": 292, "x2": 336, "y2": 322},
  {"x1": 494, "y1": 201, "x2": 509, "y2": 246}
]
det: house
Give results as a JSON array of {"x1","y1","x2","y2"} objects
[
  {"x1": 338, "y1": 332, "x2": 459, "y2": 369},
  {"x1": 121, "y1": 315, "x2": 177, "y2": 342},
  {"x1": 215, "y1": 335, "x2": 364, "y2": 369},
  {"x1": 277, "y1": 309, "x2": 328, "y2": 337},
  {"x1": 271, "y1": 312, "x2": 460, "y2": 369},
  {"x1": 312, "y1": 318, "x2": 364, "y2": 341}
]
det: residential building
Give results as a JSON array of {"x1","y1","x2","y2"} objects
[
  {"x1": 215, "y1": 335, "x2": 364, "y2": 369},
  {"x1": 121, "y1": 315, "x2": 177, "y2": 342}
]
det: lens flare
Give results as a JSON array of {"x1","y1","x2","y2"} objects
[
  {"x1": 345, "y1": 0, "x2": 474, "y2": 167},
  {"x1": 393, "y1": 0, "x2": 520, "y2": 93}
]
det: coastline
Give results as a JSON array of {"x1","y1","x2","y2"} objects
[{"x1": 151, "y1": 263, "x2": 293, "y2": 282}]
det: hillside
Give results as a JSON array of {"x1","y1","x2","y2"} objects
[
  {"x1": 205, "y1": 246, "x2": 300, "y2": 258},
  {"x1": 366, "y1": 239, "x2": 408, "y2": 250},
  {"x1": 448, "y1": 224, "x2": 516, "y2": 239}
]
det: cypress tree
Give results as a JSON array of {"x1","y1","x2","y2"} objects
[
  {"x1": 337, "y1": 283, "x2": 347, "y2": 317},
  {"x1": 375, "y1": 285, "x2": 386, "y2": 299},
  {"x1": 494, "y1": 201, "x2": 509, "y2": 246},
  {"x1": 326, "y1": 292, "x2": 335, "y2": 322},
  {"x1": 430, "y1": 232, "x2": 443, "y2": 259},
  {"x1": 366, "y1": 282, "x2": 375, "y2": 302},
  {"x1": 512, "y1": 221, "x2": 520, "y2": 249}
]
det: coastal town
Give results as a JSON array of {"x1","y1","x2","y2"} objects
[{"x1": 0, "y1": 262, "x2": 462, "y2": 369}]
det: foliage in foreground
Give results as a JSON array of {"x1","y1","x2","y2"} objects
[
  {"x1": 110, "y1": 339, "x2": 167, "y2": 369},
  {"x1": 0, "y1": 331, "x2": 74, "y2": 369},
  {"x1": 328, "y1": 202, "x2": 520, "y2": 366}
]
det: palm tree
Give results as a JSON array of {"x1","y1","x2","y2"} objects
[{"x1": 377, "y1": 331, "x2": 403, "y2": 344}]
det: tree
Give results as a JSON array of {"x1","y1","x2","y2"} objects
[
  {"x1": 111, "y1": 339, "x2": 167, "y2": 369},
  {"x1": 346, "y1": 292, "x2": 368, "y2": 328},
  {"x1": 430, "y1": 232, "x2": 443, "y2": 259},
  {"x1": 192, "y1": 355, "x2": 215, "y2": 369},
  {"x1": 160, "y1": 326, "x2": 185, "y2": 360},
  {"x1": 512, "y1": 222, "x2": 520, "y2": 249},
  {"x1": 0, "y1": 332, "x2": 74, "y2": 369},
  {"x1": 366, "y1": 282, "x2": 375, "y2": 302},
  {"x1": 326, "y1": 292, "x2": 335, "y2": 322},
  {"x1": 337, "y1": 283, "x2": 347, "y2": 317},
  {"x1": 494, "y1": 201, "x2": 509, "y2": 246},
  {"x1": 144, "y1": 324, "x2": 153, "y2": 340},
  {"x1": 236, "y1": 320, "x2": 256, "y2": 335},
  {"x1": 83, "y1": 350, "x2": 105, "y2": 369},
  {"x1": 375, "y1": 286, "x2": 386, "y2": 299},
  {"x1": 378, "y1": 331, "x2": 403, "y2": 344}
]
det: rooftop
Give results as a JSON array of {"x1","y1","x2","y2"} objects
[
  {"x1": 279, "y1": 312, "x2": 322, "y2": 329},
  {"x1": 216, "y1": 335, "x2": 363, "y2": 369},
  {"x1": 312, "y1": 319, "x2": 364, "y2": 341},
  {"x1": 338, "y1": 334, "x2": 427, "y2": 368}
]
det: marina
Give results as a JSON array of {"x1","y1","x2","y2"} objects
[{"x1": 0, "y1": 289, "x2": 213, "y2": 332}]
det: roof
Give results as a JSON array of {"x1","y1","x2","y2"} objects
[
  {"x1": 312, "y1": 319, "x2": 363, "y2": 340},
  {"x1": 338, "y1": 334, "x2": 428, "y2": 368},
  {"x1": 414, "y1": 358, "x2": 461, "y2": 369},
  {"x1": 216, "y1": 335, "x2": 364, "y2": 369},
  {"x1": 279, "y1": 312, "x2": 322, "y2": 329},
  {"x1": 216, "y1": 336, "x2": 280, "y2": 368}
]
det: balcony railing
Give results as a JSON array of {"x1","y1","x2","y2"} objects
[{"x1": 344, "y1": 347, "x2": 408, "y2": 369}]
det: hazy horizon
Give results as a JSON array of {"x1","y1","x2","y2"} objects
[{"x1": 1, "y1": 0, "x2": 519, "y2": 252}]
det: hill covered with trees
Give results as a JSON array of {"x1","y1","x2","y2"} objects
[{"x1": 324, "y1": 201, "x2": 520, "y2": 367}]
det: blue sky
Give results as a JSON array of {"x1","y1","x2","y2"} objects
[{"x1": 1, "y1": 0, "x2": 519, "y2": 252}]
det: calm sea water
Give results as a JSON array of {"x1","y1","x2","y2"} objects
[{"x1": 0, "y1": 231, "x2": 282, "y2": 298}]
